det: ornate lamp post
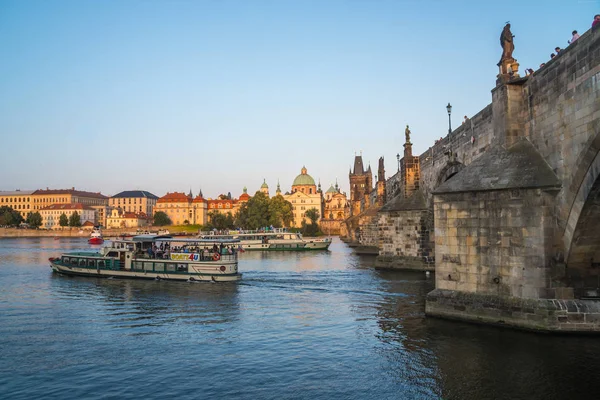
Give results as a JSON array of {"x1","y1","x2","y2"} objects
[
  {"x1": 396, "y1": 153, "x2": 400, "y2": 172},
  {"x1": 446, "y1": 102, "x2": 452, "y2": 135}
]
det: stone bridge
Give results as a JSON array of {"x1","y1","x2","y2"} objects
[{"x1": 375, "y1": 26, "x2": 600, "y2": 332}]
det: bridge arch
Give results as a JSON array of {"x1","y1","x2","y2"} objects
[
  {"x1": 434, "y1": 160, "x2": 464, "y2": 188},
  {"x1": 564, "y1": 125, "x2": 600, "y2": 297}
]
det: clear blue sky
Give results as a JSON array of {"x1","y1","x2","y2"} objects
[{"x1": 0, "y1": 0, "x2": 596, "y2": 198}]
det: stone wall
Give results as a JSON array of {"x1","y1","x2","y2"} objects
[
  {"x1": 434, "y1": 188, "x2": 559, "y2": 299},
  {"x1": 376, "y1": 209, "x2": 434, "y2": 270}
]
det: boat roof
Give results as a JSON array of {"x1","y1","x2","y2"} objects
[
  {"x1": 112, "y1": 234, "x2": 239, "y2": 244},
  {"x1": 155, "y1": 238, "x2": 240, "y2": 244},
  {"x1": 201, "y1": 231, "x2": 299, "y2": 237}
]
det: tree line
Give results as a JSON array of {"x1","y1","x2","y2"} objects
[{"x1": 0, "y1": 206, "x2": 82, "y2": 229}]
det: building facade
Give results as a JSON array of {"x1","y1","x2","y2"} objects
[
  {"x1": 320, "y1": 182, "x2": 349, "y2": 235},
  {"x1": 109, "y1": 190, "x2": 158, "y2": 216},
  {"x1": 283, "y1": 166, "x2": 323, "y2": 227},
  {"x1": 31, "y1": 188, "x2": 108, "y2": 211},
  {"x1": 154, "y1": 192, "x2": 207, "y2": 226},
  {"x1": 39, "y1": 203, "x2": 96, "y2": 230},
  {"x1": 106, "y1": 208, "x2": 149, "y2": 229},
  {"x1": 0, "y1": 190, "x2": 34, "y2": 218}
]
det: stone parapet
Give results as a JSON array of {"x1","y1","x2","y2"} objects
[{"x1": 426, "y1": 289, "x2": 600, "y2": 333}]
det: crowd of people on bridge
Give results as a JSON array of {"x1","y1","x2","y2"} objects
[{"x1": 528, "y1": 14, "x2": 599, "y2": 74}]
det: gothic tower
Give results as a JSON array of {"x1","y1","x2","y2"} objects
[
  {"x1": 349, "y1": 154, "x2": 372, "y2": 216},
  {"x1": 376, "y1": 156, "x2": 386, "y2": 206}
]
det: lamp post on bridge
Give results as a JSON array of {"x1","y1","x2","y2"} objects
[
  {"x1": 396, "y1": 153, "x2": 400, "y2": 172},
  {"x1": 446, "y1": 102, "x2": 452, "y2": 135}
]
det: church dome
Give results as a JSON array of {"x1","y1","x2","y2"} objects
[
  {"x1": 326, "y1": 184, "x2": 337, "y2": 194},
  {"x1": 261, "y1": 179, "x2": 269, "y2": 189},
  {"x1": 292, "y1": 166, "x2": 315, "y2": 186}
]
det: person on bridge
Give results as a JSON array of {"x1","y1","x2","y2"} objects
[
  {"x1": 568, "y1": 30, "x2": 579, "y2": 44},
  {"x1": 593, "y1": 14, "x2": 600, "y2": 29}
]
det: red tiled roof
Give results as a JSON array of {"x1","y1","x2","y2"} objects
[
  {"x1": 33, "y1": 188, "x2": 108, "y2": 199},
  {"x1": 193, "y1": 195, "x2": 207, "y2": 203},
  {"x1": 40, "y1": 203, "x2": 95, "y2": 211},
  {"x1": 239, "y1": 193, "x2": 251, "y2": 201},
  {"x1": 207, "y1": 199, "x2": 237, "y2": 208},
  {"x1": 157, "y1": 192, "x2": 192, "y2": 203},
  {"x1": 82, "y1": 221, "x2": 95, "y2": 227}
]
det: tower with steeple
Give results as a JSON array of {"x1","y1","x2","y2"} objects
[
  {"x1": 349, "y1": 153, "x2": 373, "y2": 216},
  {"x1": 376, "y1": 156, "x2": 386, "y2": 206},
  {"x1": 260, "y1": 179, "x2": 269, "y2": 197}
]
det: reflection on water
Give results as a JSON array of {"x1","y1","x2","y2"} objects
[{"x1": 0, "y1": 237, "x2": 599, "y2": 400}]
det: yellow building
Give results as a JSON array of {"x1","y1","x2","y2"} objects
[
  {"x1": 109, "y1": 190, "x2": 158, "y2": 216},
  {"x1": 32, "y1": 188, "x2": 108, "y2": 211},
  {"x1": 283, "y1": 167, "x2": 323, "y2": 227},
  {"x1": 154, "y1": 192, "x2": 207, "y2": 226},
  {"x1": 39, "y1": 203, "x2": 96, "y2": 230},
  {"x1": 0, "y1": 190, "x2": 34, "y2": 218},
  {"x1": 106, "y1": 208, "x2": 149, "y2": 229},
  {"x1": 320, "y1": 182, "x2": 349, "y2": 234}
]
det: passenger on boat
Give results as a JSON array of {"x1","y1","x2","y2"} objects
[{"x1": 147, "y1": 247, "x2": 154, "y2": 258}]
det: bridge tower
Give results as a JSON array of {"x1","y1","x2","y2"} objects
[{"x1": 349, "y1": 154, "x2": 372, "y2": 216}]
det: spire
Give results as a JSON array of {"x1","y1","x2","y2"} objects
[
  {"x1": 335, "y1": 179, "x2": 339, "y2": 192},
  {"x1": 352, "y1": 155, "x2": 364, "y2": 175},
  {"x1": 188, "y1": 188, "x2": 193, "y2": 198},
  {"x1": 276, "y1": 179, "x2": 281, "y2": 193},
  {"x1": 198, "y1": 187, "x2": 204, "y2": 198}
]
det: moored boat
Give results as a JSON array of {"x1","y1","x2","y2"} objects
[
  {"x1": 88, "y1": 228, "x2": 104, "y2": 245},
  {"x1": 50, "y1": 235, "x2": 242, "y2": 282},
  {"x1": 200, "y1": 230, "x2": 332, "y2": 251}
]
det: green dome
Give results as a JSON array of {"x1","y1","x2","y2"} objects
[
  {"x1": 260, "y1": 179, "x2": 268, "y2": 189},
  {"x1": 292, "y1": 166, "x2": 316, "y2": 186}
]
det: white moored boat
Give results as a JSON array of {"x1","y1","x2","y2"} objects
[
  {"x1": 200, "y1": 230, "x2": 332, "y2": 251},
  {"x1": 49, "y1": 235, "x2": 242, "y2": 282}
]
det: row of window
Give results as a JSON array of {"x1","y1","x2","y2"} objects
[
  {"x1": 0, "y1": 197, "x2": 30, "y2": 203},
  {"x1": 63, "y1": 258, "x2": 107, "y2": 268}
]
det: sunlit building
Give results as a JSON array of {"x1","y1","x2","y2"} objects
[
  {"x1": 0, "y1": 190, "x2": 34, "y2": 218},
  {"x1": 106, "y1": 208, "x2": 149, "y2": 229},
  {"x1": 283, "y1": 166, "x2": 323, "y2": 227},
  {"x1": 109, "y1": 190, "x2": 158, "y2": 216},
  {"x1": 154, "y1": 192, "x2": 207, "y2": 226},
  {"x1": 39, "y1": 203, "x2": 96, "y2": 230}
]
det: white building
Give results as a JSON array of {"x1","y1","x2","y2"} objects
[{"x1": 40, "y1": 203, "x2": 96, "y2": 230}]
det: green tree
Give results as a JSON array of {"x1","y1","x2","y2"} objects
[
  {"x1": 268, "y1": 195, "x2": 294, "y2": 228},
  {"x1": 68, "y1": 212, "x2": 81, "y2": 227},
  {"x1": 303, "y1": 208, "x2": 320, "y2": 237},
  {"x1": 26, "y1": 212, "x2": 43, "y2": 229},
  {"x1": 59, "y1": 213, "x2": 69, "y2": 228},
  {"x1": 245, "y1": 191, "x2": 270, "y2": 229},
  {"x1": 234, "y1": 203, "x2": 248, "y2": 228},
  {"x1": 0, "y1": 206, "x2": 24, "y2": 227},
  {"x1": 153, "y1": 211, "x2": 172, "y2": 226}
]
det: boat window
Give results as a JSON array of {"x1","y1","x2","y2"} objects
[
  {"x1": 98, "y1": 260, "x2": 106, "y2": 268},
  {"x1": 133, "y1": 262, "x2": 143, "y2": 271},
  {"x1": 107, "y1": 251, "x2": 118, "y2": 257},
  {"x1": 154, "y1": 263, "x2": 165, "y2": 272},
  {"x1": 177, "y1": 264, "x2": 188, "y2": 272},
  {"x1": 62, "y1": 257, "x2": 70, "y2": 265},
  {"x1": 166, "y1": 263, "x2": 177, "y2": 272},
  {"x1": 79, "y1": 259, "x2": 86, "y2": 267},
  {"x1": 144, "y1": 262, "x2": 153, "y2": 271},
  {"x1": 87, "y1": 259, "x2": 95, "y2": 267}
]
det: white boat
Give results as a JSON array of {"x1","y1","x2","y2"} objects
[
  {"x1": 49, "y1": 235, "x2": 242, "y2": 282},
  {"x1": 200, "y1": 230, "x2": 332, "y2": 251}
]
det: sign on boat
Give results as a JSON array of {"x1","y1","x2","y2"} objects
[{"x1": 49, "y1": 235, "x2": 242, "y2": 282}]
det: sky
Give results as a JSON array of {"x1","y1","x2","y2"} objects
[{"x1": 0, "y1": 0, "x2": 597, "y2": 198}]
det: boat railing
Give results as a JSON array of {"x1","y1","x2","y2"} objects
[{"x1": 200, "y1": 228, "x2": 288, "y2": 236}]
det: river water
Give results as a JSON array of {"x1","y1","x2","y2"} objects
[{"x1": 1, "y1": 237, "x2": 599, "y2": 399}]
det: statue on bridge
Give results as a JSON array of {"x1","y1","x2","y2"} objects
[
  {"x1": 405, "y1": 125, "x2": 411, "y2": 143},
  {"x1": 499, "y1": 23, "x2": 515, "y2": 64},
  {"x1": 497, "y1": 23, "x2": 518, "y2": 77}
]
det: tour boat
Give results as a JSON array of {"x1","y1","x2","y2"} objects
[
  {"x1": 88, "y1": 228, "x2": 104, "y2": 245},
  {"x1": 49, "y1": 235, "x2": 242, "y2": 282},
  {"x1": 200, "y1": 230, "x2": 332, "y2": 251}
]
